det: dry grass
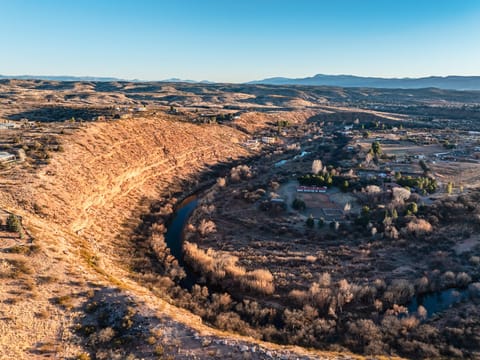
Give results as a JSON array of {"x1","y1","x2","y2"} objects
[
  {"x1": 0, "y1": 258, "x2": 32, "y2": 278},
  {"x1": 184, "y1": 242, "x2": 275, "y2": 295}
]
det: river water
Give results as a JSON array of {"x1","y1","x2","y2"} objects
[
  {"x1": 164, "y1": 196, "x2": 199, "y2": 289},
  {"x1": 407, "y1": 288, "x2": 470, "y2": 318}
]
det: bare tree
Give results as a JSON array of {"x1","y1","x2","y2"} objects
[
  {"x1": 392, "y1": 187, "x2": 411, "y2": 203},
  {"x1": 312, "y1": 159, "x2": 323, "y2": 175}
]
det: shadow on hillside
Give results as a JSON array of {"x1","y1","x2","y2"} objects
[
  {"x1": 306, "y1": 111, "x2": 388, "y2": 124},
  {"x1": 7, "y1": 106, "x2": 113, "y2": 122},
  {"x1": 67, "y1": 286, "x2": 165, "y2": 359},
  {"x1": 33, "y1": 81, "x2": 76, "y2": 91}
]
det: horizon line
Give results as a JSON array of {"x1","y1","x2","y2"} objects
[{"x1": 2, "y1": 72, "x2": 480, "y2": 84}]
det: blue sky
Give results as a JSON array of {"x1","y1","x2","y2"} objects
[{"x1": 1, "y1": 0, "x2": 479, "y2": 82}]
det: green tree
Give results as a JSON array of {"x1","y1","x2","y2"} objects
[
  {"x1": 292, "y1": 198, "x2": 306, "y2": 211},
  {"x1": 407, "y1": 202, "x2": 418, "y2": 215},
  {"x1": 391, "y1": 208, "x2": 398, "y2": 219},
  {"x1": 446, "y1": 181, "x2": 454, "y2": 195},
  {"x1": 371, "y1": 141, "x2": 382, "y2": 155}
]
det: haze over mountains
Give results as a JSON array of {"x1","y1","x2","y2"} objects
[
  {"x1": 2, "y1": 73, "x2": 480, "y2": 91},
  {"x1": 248, "y1": 74, "x2": 480, "y2": 90}
]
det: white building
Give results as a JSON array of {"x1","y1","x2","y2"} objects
[
  {"x1": 0, "y1": 152, "x2": 16, "y2": 163},
  {"x1": 261, "y1": 136, "x2": 276, "y2": 144}
]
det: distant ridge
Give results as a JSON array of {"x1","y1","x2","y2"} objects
[
  {"x1": 0, "y1": 74, "x2": 133, "y2": 82},
  {"x1": 0, "y1": 74, "x2": 215, "y2": 84},
  {"x1": 247, "y1": 74, "x2": 480, "y2": 91},
  {"x1": 2, "y1": 73, "x2": 480, "y2": 90},
  {"x1": 161, "y1": 78, "x2": 215, "y2": 84}
]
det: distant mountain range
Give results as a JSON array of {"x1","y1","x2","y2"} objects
[
  {"x1": 2, "y1": 73, "x2": 480, "y2": 90},
  {"x1": 161, "y1": 78, "x2": 215, "y2": 84},
  {"x1": 247, "y1": 74, "x2": 480, "y2": 90},
  {"x1": 0, "y1": 74, "x2": 131, "y2": 82},
  {"x1": 0, "y1": 74, "x2": 214, "y2": 84}
]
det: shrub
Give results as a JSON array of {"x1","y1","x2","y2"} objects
[
  {"x1": 345, "y1": 319, "x2": 382, "y2": 353},
  {"x1": 383, "y1": 279, "x2": 414, "y2": 305},
  {"x1": 468, "y1": 282, "x2": 480, "y2": 298},
  {"x1": 306, "y1": 215, "x2": 314, "y2": 228},
  {"x1": 216, "y1": 177, "x2": 226, "y2": 187},
  {"x1": 215, "y1": 311, "x2": 253, "y2": 335},
  {"x1": 456, "y1": 272, "x2": 471, "y2": 287},
  {"x1": 384, "y1": 225, "x2": 399, "y2": 240},
  {"x1": 230, "y1": 165, "x2": 252, "y2": 182},
  {"x1": 289, "y1": 289, "x2": 308, "y2": 306},
  {"x1": 469, "y1": 256, "x2": 480, "y2": 266},
  {"x1": 441, "y1": 271, "x2": 456, "y2": 287},
  {"x1": 183, "y1": 242, "x2": 275, "y2": 295},
  {"x1": 76, "y1": 353, "x2": 91, "y2": 360},
  {"x1": 415, "y1": 276, "x2": 429, "y2": 294},
  {"x1": 55, "y1": 295, "x2": 74, "y2": 310},
  {"x1": 198, "y1": 219, "x2": 216, "y2": 237},
  {"x1": 292, "y1": 198, "x2": 306, "y2": 211},
  {"x1": 154, "y1": 345, "x2": 164, "y2": 356},
  {"x1": 406, "y1": 218, "x2": 432, "y2": 235},
  {"x1": 97, "y1": 327, "x2": 115, "y2": 343},
  {"x1": 417, "y1": 305, "x2": 427, "y2": 319},
  {"x1": 317, "y1": 217, "x2": 325, "y2": 228},
  {"x1": 6, "y1": 214, "x2": 21, "y2": 233}
]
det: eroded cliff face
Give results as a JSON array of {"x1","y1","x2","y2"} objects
[{"x1": 26, "y1": 115, "x2": 250, "y2": 263}]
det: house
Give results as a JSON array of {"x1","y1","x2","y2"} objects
[
  {"x1": 297, "y1": 186, "x2": 327, "y2": 193},
  {"x1": 244, "y1": 139, "x2": 259, "y2": 148},
  {"x1": 0, "y1": 122, "x2": 19, "y2": 129},
  {"x1": 0, "y1": 152, "x2": 16, "y2": 163},
  {"x1": 261, "y1": 136, "x2": 276, "y2": 144}
]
